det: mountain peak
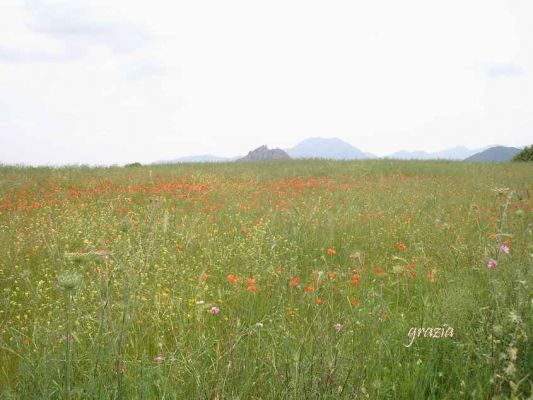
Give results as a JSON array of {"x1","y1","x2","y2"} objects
[{"x1": 287, "y1": 137, "x2": 376, "y2": 159}]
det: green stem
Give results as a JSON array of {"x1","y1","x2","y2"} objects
[{"x1": 66, "y1": 292, "x2": 71, "y2": 400}]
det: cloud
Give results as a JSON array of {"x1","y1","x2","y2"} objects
[
  {"x1": 485, "y1": 63, "x2": 525, "y2": 78},
  {"x1": 0, "y1": 0, "x2": 149, "y2": 63},
  {"x1": 1, "y1": 0, "x2": 532, "y2": 165},
  {"x1": 27, "y1": 14, "x2": 149, "y2": 54},
  {"x1": 124, "y1": 63, "x2": 164, "y2": 81},
  {"x1": 0, "y1": 46, "x2": 71, "y2": 62}
]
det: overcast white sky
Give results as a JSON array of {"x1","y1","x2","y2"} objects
[{"x1": 0, "y1": 0, "x2": 532, "y2": 165}]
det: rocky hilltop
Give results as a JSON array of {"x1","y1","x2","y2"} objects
[{"x1": 238, "y1": 145, "x2": 291, "y2": 161}]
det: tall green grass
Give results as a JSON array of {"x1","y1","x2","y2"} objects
[{"x1": 0, "y1": 160, "x2": 531, "y2": 398}]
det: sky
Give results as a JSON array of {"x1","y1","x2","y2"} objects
[{"x1": 0, "y1": 0, "x2": 532, "y2": 165}]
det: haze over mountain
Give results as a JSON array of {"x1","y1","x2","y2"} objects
[
  {"x1": 156, "y1": 154, "x2": 233, "y2": 163},
  {"x1": 465, "y1": 146, "x2": 522, "y2": 162},
  {"x1": 386, "y1": 150, "x2": 433, "y2": 160},
  {"x1": 153, "y1": 138, "x2": 514, "y2": 164}
]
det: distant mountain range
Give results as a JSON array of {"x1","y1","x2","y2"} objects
[
  {"x1": 465, "y1": 146, "x2": 522, "y2": 162},
  {"x1": 153, "y1": 138, "x2": 525, "y2": 164},
  {"x1": 155, "y1": 137, "x2": 374, "y2": 163},
  {"x1": 387, "y1": 146, "x2": 492, "y2": 160}
]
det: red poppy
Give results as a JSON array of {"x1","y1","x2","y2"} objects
[
  {"x1": 396, "y1": 243, "x2": 406, "y2": 250},
  {"x1": 289, "y1": 275, "x2": 300, "y2": 287},
  {"x1": 227, "y1": 274, "x2": 240, "y2": 283},
  {"x1": 304, "y1": 285, "x2": 315, "y2": 293},
  {"x1": 327, "y1": 248, "x2": 337, "y2": 255}
]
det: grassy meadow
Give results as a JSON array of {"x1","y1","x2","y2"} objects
[{"x1": 0, "y1": 160, "x2": 532, "y2": 399}]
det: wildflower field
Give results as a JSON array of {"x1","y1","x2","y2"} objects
[{"x1": 0, "y1": 160, "x2": 531, "y2": 399}]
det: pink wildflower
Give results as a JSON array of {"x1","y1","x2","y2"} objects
[
  {"x1": 209, "y1": 306, "x2": 220, "y2": 315},
  {"x1": 499, "y1": 245, "x2": 510, "y2": 254},
  {"x1": 487, "y1": 258, "x2": 497, "y2": 269},
  {"x1": 153, "y1": 355, "x2": 165, "y2": 363}
]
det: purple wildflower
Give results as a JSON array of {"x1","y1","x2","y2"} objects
[
  {"x1": 499, "y1": 245, "x2": 510, "y2": 254},
  {"x1": 487, "y1": 258, "x2": 497, "y2": 269}
]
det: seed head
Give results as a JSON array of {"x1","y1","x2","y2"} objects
[{"x1": 58, "y1": 271, "x2": 82, "y2": 292}]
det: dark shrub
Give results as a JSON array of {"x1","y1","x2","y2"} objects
[{"x1": 512, "y1": 145, "x2": 533, "y2": 161}]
